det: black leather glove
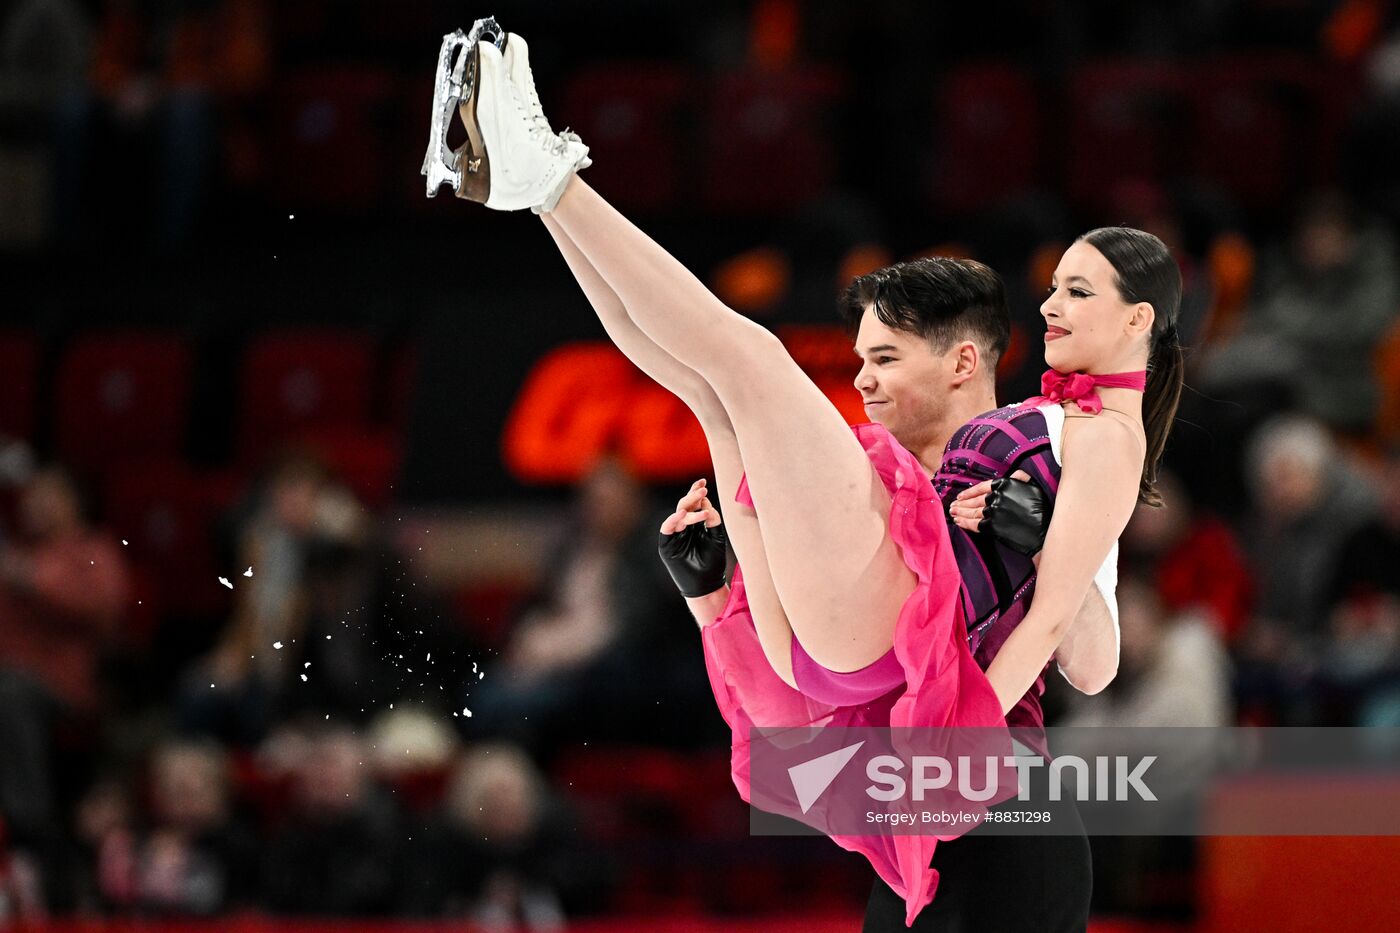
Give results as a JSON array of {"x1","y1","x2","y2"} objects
[
  {"x1": 658, "y1": 519, "x2": 729, "y2": 598},
  {"x1": 979, "y1": 476, "x2": 1051, "y2": 556}
]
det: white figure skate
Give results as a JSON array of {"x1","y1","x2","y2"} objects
[{"x1": 421, "y1": 17, "x2": 589, "y2": 212}]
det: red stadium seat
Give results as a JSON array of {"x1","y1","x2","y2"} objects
[
  {"x1": 103, "y1": 459, "x2": 239, "y2": 617},
  {"x1": 1186, "y1": 58, "x2": 1293, "y2": 207},
  {"x1": 553, "y1": 747, "x2": 740, "y2": 845},
  {"x1": 300, "y1": 424, "x2": 402, "y2": 509},
  {"x1": 1064, "y1": 62, "x2": 1188, "y2": 211},
  {"x1": 451, "y1": 581, "x2": 527, "y2": 649},
  {"x1": 552, "y1": 746, "x2": 689, "y2": 842},
  {"x1": 238, "y1": 329, "x2": 377, "y2": 462},
  {"x1": 270, "y1": 66, "x2": 394, "y2": 208},
  {"x1": 54, "y1": 332, "x2": 192, "y2": 473},
  {"x1": 228, "y1": 747, "x2": 298, "y2": 829},
  {"x1": 0, "y1": 330, "x2": 38, "y2": 441},
  {"x1": 932, "y1": 63, "x2": 1042, "y2": 213},
  {"x1": 700, "y1": 68, "x2": 844, "y2": 213},
  {"x1": 383, "y1": 763, "x2": 452, "y2": 813},
  {"x1": 1189, "y1": 54, "x2": 1351, "y2": 207},
  {"x1": 560, "y1": 64, "x2": 690, "y2": 212}
]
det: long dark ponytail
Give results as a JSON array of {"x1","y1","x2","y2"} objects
[{"x1": 1078, "y1": 227, "x2": 1184, "y2": 508}]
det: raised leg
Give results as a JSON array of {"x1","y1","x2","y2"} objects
[
  {"x1": 548, "y1": 179, "x2": 914, "y2": 671},
  {"x1": 539, "y1": 215, "x2": 797, "y2": 685}
]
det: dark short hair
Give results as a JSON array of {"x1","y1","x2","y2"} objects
[{"x1": 838, "y1": 258, "x2": 1011, "y2": 368}]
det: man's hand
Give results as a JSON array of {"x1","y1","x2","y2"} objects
[
  {"x1": 658, "y1": 478, "x2": 728, "y2": 598},
  {"x1": 948, "y1": 470, "x2": 1051, "y2": 555}
]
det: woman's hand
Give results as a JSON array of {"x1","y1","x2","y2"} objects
[{"x1": 658, "y1": 478, "x2": 729, "y2": 598}]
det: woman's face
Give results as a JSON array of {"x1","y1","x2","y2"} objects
[{"x1": 1040, "y1": 241, "x2": 1148, "y2": 374}]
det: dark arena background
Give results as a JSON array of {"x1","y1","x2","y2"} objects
[{"x1": 3, "y1": 0, "x2": 1400, "y2": 930}]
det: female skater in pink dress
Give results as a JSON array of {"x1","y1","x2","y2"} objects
[{"x1": 448, "y1": 31, "x2": 1184, "y2": 927}]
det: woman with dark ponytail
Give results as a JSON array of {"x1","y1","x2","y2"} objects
[
  {"x1": 1074, "y1": 226, "x2": 1187, "y2": 509},
  {"x1": 943, "y1": 225, "x2": 1186, "y2": 719}
]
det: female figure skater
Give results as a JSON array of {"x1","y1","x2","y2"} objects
[{"x1": 450, "y1": 32, "x2": 1184, "y2": 928}]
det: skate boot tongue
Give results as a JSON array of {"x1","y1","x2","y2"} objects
[{"x1": 421, "y1": 17, "x2": 507, "y2": 198}]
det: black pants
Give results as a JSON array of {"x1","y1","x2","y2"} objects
[{"x1": 863, "y1": 759, "x2": 1092, "y2": 932}]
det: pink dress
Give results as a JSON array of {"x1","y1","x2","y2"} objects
[{"x1": 701, "y1": 421, "x2": 1007, "y2": 928}]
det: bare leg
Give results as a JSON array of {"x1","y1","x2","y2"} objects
[
  {"x1": 549, "y1": 178, "x2": 913, "y2": 671},
  {"x1": 539, "y1": 215, "x2": 797, "y2": 685}
]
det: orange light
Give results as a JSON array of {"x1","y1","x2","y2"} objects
[
  {"x1": 502, "y1": 328, "x2": 864, "y2": 484},
  {"x1": 713, "y1": 246, "x2": 792, "y2": 316}
]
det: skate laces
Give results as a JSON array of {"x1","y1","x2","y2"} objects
[
  {"x1": 519, "y1": 62, "x2": 553, "y2": 135},
  {"x1": 510, "y1": 80, "x2": 573, "y2": 157},
  {"x1": 503, "y1": 52, "x2": 558, "y2": 146},
  {"x1": 494, "y1": 43, "x2": 583, "y2": 167}
]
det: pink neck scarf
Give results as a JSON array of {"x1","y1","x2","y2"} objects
[{"x1": 1026, "y1": 369, "x2": 1148, "y2": 414}]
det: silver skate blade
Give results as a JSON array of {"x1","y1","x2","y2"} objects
[{"x1": 421, "y1": 17, "x2": 508, "y2": 198}]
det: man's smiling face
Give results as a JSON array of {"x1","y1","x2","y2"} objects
[{"x1": 852, "y1": 305, "x2": 956, "y2": 451}]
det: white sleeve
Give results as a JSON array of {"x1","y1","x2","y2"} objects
[
  {"x1": 1094, "y1": 539, "x2": 1121, "y2": 664},
  {"x1": 1055, "y1": 539, "x2": 1121, "y2": 685}
]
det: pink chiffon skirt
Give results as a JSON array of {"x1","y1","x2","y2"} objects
[{"x1": 701, "y1": 421, "x2": 1009, "y2": 927}]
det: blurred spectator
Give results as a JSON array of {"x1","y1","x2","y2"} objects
[
  {"x1": 72, "y1": 775, "x2": 134, "y2": 912},
  {"x1": 0, "y1": 435, "x2": 36, "y2": 549},
  {"x1": 0, "y1": 435, "x2": 35, "y2": 491},
  {"x1": 1234, "y1": 415, "x2": 1377, "y2": 724},
  {"x1": 1240, "y1": 416, "x2": 1376, "y2": 648},
  {"x1": 176, "y1": 450, "x2": 372, "y2": 742},
  {"x1": 259, "y1": 724, "x2": 399, "y2": 915},
  {"x1": 1346, "y1": 20, "x2": 1400, "y2": 227},
  {"x1": 80, "y1": 740, "x2": 256, "y2": 916},
  {"x1": 1313, "y1": 449, "x2": 1400, "y2": 723},
  {"x1": 366, "y1": 705, "x2": 460, "y2": 808},
  {"x1": 397, "y1": 743, "x2": 604, "y2": 927},
  {"x1": 53, "y1": 0, "x2": 269, "y2": 245},
  {"x1": 179, "y1": 447, "x2": 479, "y2": 739},
  {"x1": 1315, "y1": 592, "x2": 1400, "y2": 724},
  {"x1": 0, "y1": 0, "x2": 92, "y2": 107},
  {"x1": 1328, "y1": 449, "x2": 1400, "y2": 607},
  {"x1": 1055, "y1": 575, "x2": 1231, "y2": 920},
  {"x1": 0, "y1": 815, "x2": 45, "y2": 922},
  {"x1": 1, "y1": 0, "x2": 94, "y2": 247},
  {"x1": 1122, "y1": 470, "x2": 1254, "y2": 644},
  {"x1": 466, "y1": 456, "x2": 712, "y2": 753},
  {"x1": 0, "y1": 463, "x2": 128, "y2": 852},
  {"x1": 1060, "y1": 575, "x2": 1234, "y2": 731},
  {"x1": 501, "y1": 457, "x2": 647, "y2": 678},
  {"x1": 1197, "y1": 191, "x2": 1400, "y2": 433}
]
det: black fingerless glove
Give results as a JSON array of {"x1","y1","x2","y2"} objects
[
  {"x1": 980, "y1": 476, "x2": 1052, "y2": 556},
  {"x1": 658, "y1": 520, "x2": 729, "y2": 598}
]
